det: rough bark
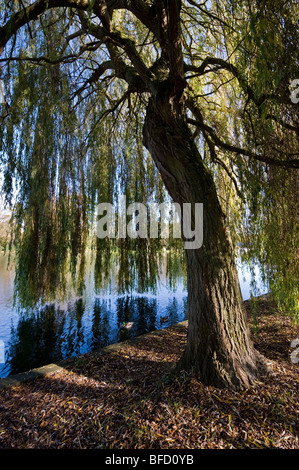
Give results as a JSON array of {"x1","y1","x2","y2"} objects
[{"x1": 143, "y1": 96, "x2": 268, "y2": 390}]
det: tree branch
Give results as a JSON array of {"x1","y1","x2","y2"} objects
[
  {"x1": 203, "y1": 128, "x2": 245, "y2": 200},
  {"x1": 0, "y1": 0, "x2": 91, "y2": 55},
  {"x1": 72, "y1": 60, "x2": 114, "y2": 97},
  {"x1": 84, "y1": 89, "x2": 130, "y2": 140},
  {"x1": 77, "y1": 9, "x2": 153, "y2": 92},
  {"x1": 265, "y1": 114, "x2": 299, "y2": 134},
  {"x1": 0, "y1": 41, "x2": 102, "y2": 65},
  {"x1": 167, "y1": 0, "x2": 184, "y2": 80},
  {"x1": 105, "y1": 0, "x2": 156, "y2": 35},
  {"x1": 186, "y1": 100, "x2": 299, "y2": 169},
  {"x1": 0, "y1": 0, "x2": 158, "y2": 94},
  {"x1": 184, "y1": 57, "x2": 291, "y2": 108}
]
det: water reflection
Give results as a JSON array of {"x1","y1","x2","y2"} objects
[
  {"x1": 0, "y1": 252, "x2": 267, "y2": 378},
  {"x1": 8, "y1": 304, "x2": 65, "y2": 376},
  {"x1": 3, "y1": 293, "x2": 188, "y2": 377}
]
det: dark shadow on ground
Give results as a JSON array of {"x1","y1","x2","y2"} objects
[{"x1": 0, "y1": 316, "x2": 298, "y2": 449}]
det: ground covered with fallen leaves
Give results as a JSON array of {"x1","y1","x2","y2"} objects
[{"x1": 0, "y1": 295, "x2": 298, "y2": 449}]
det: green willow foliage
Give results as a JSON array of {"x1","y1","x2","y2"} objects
[
  {"x1": 0, "y1": 8, "x2": 175, "y2": 307},
  {"x1": 0, "y1": 1, "x2": 298, "y2": 320},
  {"x1": 183, "y1": 0, "x2": 298, "y2": 320}
]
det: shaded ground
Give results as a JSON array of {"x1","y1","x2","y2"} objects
[{"x1": 0, "y1": 295, "x2": 298, "y2": 449}]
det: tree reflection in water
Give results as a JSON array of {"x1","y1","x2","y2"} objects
[
  {"x1": 5, "y1": 293, "x2": 188, "y2": 377},
  {"x1": 1, "y1": 250, "x2": 265, "y2": 378}
]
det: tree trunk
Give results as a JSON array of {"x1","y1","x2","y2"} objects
[{"x1": 143, "y1": 97, "x2": 268, "y2": 390}]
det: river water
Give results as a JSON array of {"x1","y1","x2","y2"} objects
[{"x1": 0, "y1": 254, "x2": 267, "y2": 378}]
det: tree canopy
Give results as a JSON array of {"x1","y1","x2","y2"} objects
[{"x1": 0, "y1": 0, "x2": 298, "y2": 321}]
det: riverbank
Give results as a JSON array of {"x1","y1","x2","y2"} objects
[{"x1": 0, "y1": 295, "x2": 298, "y2": 449}]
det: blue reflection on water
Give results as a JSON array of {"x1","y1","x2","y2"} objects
[{"x1": 0, "y1": 255, "x2": 267, "y2": 378}]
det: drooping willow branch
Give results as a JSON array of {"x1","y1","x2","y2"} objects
[
  {"x1": 184, "y1": 57, "x2": 298, "y2": 109},
  {"x1": 0, "y1": 41, "x2": 102, "y2": 65},
  {"x1": 77, "y1": 9, "x2": 154, "y2": 93},
  {"x1": 186, "y1": 100, "x2": 299, "y2": 169},
  {"x1": 202, "y1": 129, "x2": 245, "y2": 201}
]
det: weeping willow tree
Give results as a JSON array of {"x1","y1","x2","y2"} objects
[{"x1": 0, "y1": 0, "x2": 298, "y2": 390}]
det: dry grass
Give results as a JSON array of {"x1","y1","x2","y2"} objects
[{"x1": 0, "y1": 295, "x2": 298, "y2": 449}]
